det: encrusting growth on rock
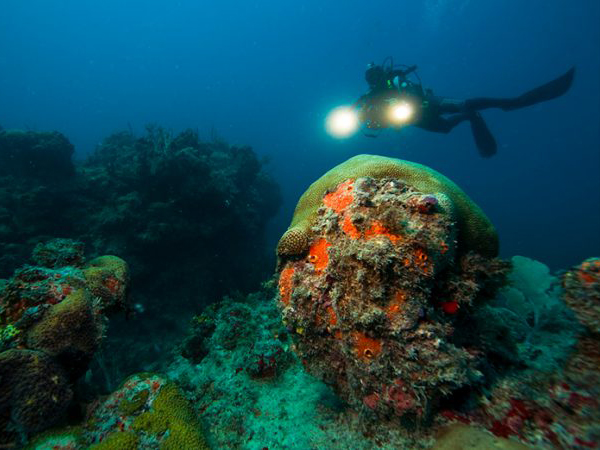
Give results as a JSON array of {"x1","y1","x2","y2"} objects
[
  {"x1": 0, "y1": 239, "x2": 130, "y2": 446},
  {"x1": 277, "y1": 171, "x2": 508, "y2": 423},
  {"x1": 277, "y1": 154, "x2": 498, "y2": 259}
]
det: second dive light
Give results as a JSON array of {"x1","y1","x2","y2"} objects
[
  {"x1": 387, "y1": 100, "x2": 415, "y2": 125},
  {"x1": 325, "y1": 106, "x2": 360, "y2": 138}
]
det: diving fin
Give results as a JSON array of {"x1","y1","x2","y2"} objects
[
  {"x1": 469, "y1": 112, "x2": 497, "y2": 157},
  {"x1": 501, "y1": 66, "x2": 575, "y2": 111},
  {"x1": 464, "y1": 67, "x2": 575, "y2": 112}
]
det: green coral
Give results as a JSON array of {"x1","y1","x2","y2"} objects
[
  {"x1": 83, "y1": 255, "x2": 129, "y2": 313},
  {"x1": 131, "y1": 382, "x2": 209, "y2": 449},
  {"x1": 119, "y1": 388, "x2": 149, "y2": 416},
  {"x1": 131, "y1": 410, "x2": 169, "y2": 435},
  {"x1": 0, "y1": 323, "x2": 20, "y2": 347},
  {"x1": 25, "y1": 426, "x2": 83, "y2": 450},
  {"x1": 161, "y1": 419, "x2": 208, "y2": 450},
  {"x1": 277, "y1": 154, "x2": 498, "y2": 257},
  {"x1": 89, "y1": 431, "x2": 139, "y2": 450},
  {"x1": 192, "y1": 313, "x2": 213, "y2": 327}
]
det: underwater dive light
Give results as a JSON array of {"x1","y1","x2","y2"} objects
[
  {"x1": 326, "y1": 106, "x2": 359, "y2": 138},
  {"x1": 387, "y1": 101, "x2": 414, "y2": 124}
]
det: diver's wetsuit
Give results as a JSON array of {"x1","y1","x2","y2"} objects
[
  {"x1": 418, "y1": 95, "x2": 500, "y2": 157},
  {"x1": 358, "y1": 65, "x2": 575, "y2": 157}
]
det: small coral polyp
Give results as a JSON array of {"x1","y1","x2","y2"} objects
[{"x1": 278, "y1": 176, "x2": 505, "y2": 422}]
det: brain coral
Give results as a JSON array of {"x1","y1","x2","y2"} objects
[
  {"x1": 0, "y1": 349, "x2": 72, "y2": 442},
  {"x1": 277, "y1": 154, "x2": 498, "y2": 258},
  {"x1": 25, "y1": 287, "x2": 103, "y2": 377},
  {"x1": 84, "y1": 373, "x2": 209, "y2": 449},
  {"x1": 83, "y1": 255, "x2": 130, "y2": 314},
  {"x1": 0, "y1": 242, "x2": 131, "y2": 444},
  {"x1": 277, "y1": 175, "x2": 507, "y2": 422}
]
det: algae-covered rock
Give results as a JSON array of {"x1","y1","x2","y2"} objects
[
  {"x1": 84, "y1": 372, "x2": 209, "y2": 449},
  {"x1": 0, "y1": 241, "x2": 130, "y2": 444},
  {"x1": 277, "y1": 176, "x2": 508, "y2": 422},
  {"x1": 486, "y1": 256, "x2": 580, "y2": 373},
  {"x1": 83, "y1": 255, "x2": 130, "y2": 314},
  {"x1": 433, "y1": 424, "x2": 530, "y2": 449},
  {"x1": 25, "y1": 288, "x2": 102, "y2": 375},
  {"x1": 278, "y1": 154, "x2": 498, "y2": 257},
  {"x1": 32, "y1": 238, "x2": 86, "y2": 269},
  {"x1": 0, "y1": 349, "x2": 73, "y2": 444},
  {"x1": 563, "y1": 257, "x2": 600, "y2": 334}
]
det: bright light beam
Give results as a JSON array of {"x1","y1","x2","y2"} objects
[
  {"x1": 326, "y1": 106, "x2": 359, "y2": 138},
  {"x1": 388, "y1": 102, "x2": 414, "y2": 124}
]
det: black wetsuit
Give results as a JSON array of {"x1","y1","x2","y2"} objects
[{"x1": 356, "y1": 65, "x2": 575, "y2": 157}]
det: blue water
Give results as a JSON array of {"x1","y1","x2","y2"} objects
[{"x1": 1, "y1": 0, "x2": 598, "y2": 269}]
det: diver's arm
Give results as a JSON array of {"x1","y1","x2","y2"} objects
[
  {"x1": 352, "y1": 94, "x2": 369, "y2": 109},
  {"x1": 390, "y1": 65, "x2": 417, "y2": 79}
]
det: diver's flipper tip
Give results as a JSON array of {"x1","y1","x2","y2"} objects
[
  {"x1": 502, "y1": 66, "x2": 576, "y2": 111},
  {"x1": 470, "y1": 112, "x2": 497, "y2": 157},
  {"x1": 556, "y1": 66, "x2": 576, "y2": 93}
]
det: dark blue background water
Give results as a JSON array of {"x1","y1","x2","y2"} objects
[{"x1": 1, "y1": 0, "x2": 598, "y2": 270}]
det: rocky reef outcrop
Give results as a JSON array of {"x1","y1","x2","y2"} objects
[
  {"x1": 27, "y1": 373, "x2": 209, "y2": 449},
  {"x1": 276, "y1": 156, "x2": 508, "y2": 423},
  {"x1": 266, "y1": 155, "x2": 596, "y2": 448},
  {"x1": 77, "y1": 126, "x2": 281, "y2": 305},
  {"x1": 167, "y1": 253, "x2": 590, "y2": 449},
  {"x1": 0, "y1": 239, "x2": 129, "y2": 446},
  {"x1": 0, "y1": 126, "x2": 281, "y2": 309},
  {"x1": 0, "y1": 129, "x2": 75, "y2": 181},
  {"x1": 0, "y1": 126, "x2": 282, "y2": 385}
]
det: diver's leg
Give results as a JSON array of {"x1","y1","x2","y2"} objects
[
  {"x1": 436, "y1": 98, "x2": 466, "y2": 114},
  {"x1": 464, "y1": 66, "x2": 575, "y2": 112},
  {"x1": 419, "y1": 112, "x2": 497, "y2": 157},
  {"x1": 469, "y1": 112, "x2": 497, "y2": 157},
  {"x1": 419, "y1": 113, "x2": 470, "y2": 133}
]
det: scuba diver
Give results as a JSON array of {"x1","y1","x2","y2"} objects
[{"x1": 348, "y1": 57, "x2": 575, "y2": 157}]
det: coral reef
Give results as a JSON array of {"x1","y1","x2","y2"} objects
[
  {"x1": 27, "y1": 373, "x2": 209, "y2": 450},
  {"x1": 0, "y1": 239, "x2": 129, "y2": 445},
  {"x1": 83, "y1": 255, "x2": 130, "y2": 314},
  {"x1": 24, "y1": 287, "x2": 101, "y2": 376},
  {"x1": 166, "y1": 247, "x2": 595, "y2": 449},
  {"x1": 179, "y1": 292, "x2": 291, "y2": 379},
  {"x1": 171, "y1": 292, "x2": 339, "y2": 449},
  {"x1": 563, "y1": 257, "x2": 600, "y2": 335},
  {"x1": 0, "y1": 349, "x2": 73, "y2": 441},
  {"x1": 77, "y1": 126, "x2": 281, "y2": 307},
  {"x1": 277, "y1": 173, "x2": 507, "y2": 423},
  {"x1": 0, "y1": 129, "x2": 75, "y2": 181},
  {"x1": 32, "y1": 238, "x2": 85, "y2": 269},
  {"x1": 4, "y1": 130, "x2": 596, "y2": 449},
  {"x1": 0, "y1": 130, "x2": 77, "y2": 275},
  {"x1": 277, "y1": 154, "x2": 498, "y2": 258},
  {"x1": 471, "y1": 256, "x2": 580, "y2": 373},
  {"x1": 179, "y1": 311, "x2": 217, "y2": 364},
  {"x1": 0, "y1": 127, "x2": 280, "y2": 302},
  {"x1": 0, "y1": 125, "x2": 281, "y2": 392},
  {"x1": 434, "y1": 256, "x2": 598, "y2": 449}
]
